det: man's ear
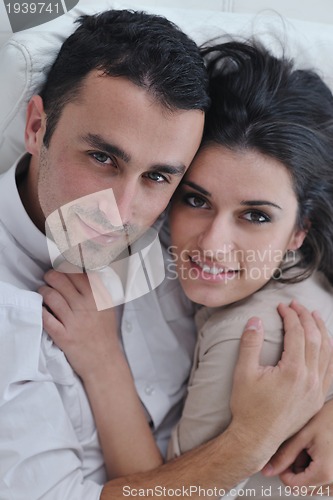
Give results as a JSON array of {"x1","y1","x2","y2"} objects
[{"x1": 25, "y1": 95, "x2": 46, "y2": 155}]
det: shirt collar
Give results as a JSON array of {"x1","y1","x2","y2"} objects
[
  {"x1": 0, "y1": 155, "x2": 168, "y2": 276},
  {"x1": 0, "y1": 154, "x2": 51, "y2": 267}
]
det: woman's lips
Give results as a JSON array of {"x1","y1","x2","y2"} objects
[{"x1": 189, "y1": 256, "x2": 240, "y2": 282}]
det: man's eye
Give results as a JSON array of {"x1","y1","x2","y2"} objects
[
  {"x1": 242, "y1": 211, "x2": 271, "y2": 224},
  {"x1": 146, "y1": 172, "x2": 168, "y2": 183},
  {"x1": 91, "y1": 152, "x2": 113, "y2": 165}
]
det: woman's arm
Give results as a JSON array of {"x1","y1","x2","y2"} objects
[
  {"x1": 262, "y1": 397, "x2": 333, "y2": 495},
  {"x1": 40, "y1": 269, "x2": 162, "y2": 479}
]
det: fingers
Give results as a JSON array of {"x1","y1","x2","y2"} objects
[
  {"x1": 42, "y1": 305, "x2": 71, "y2": 354},
  {"x1": 312, "y1": 310, "x2": 333, "y2": 395},
  {"x1": 288, "y1": 301, "x2": 333, "y2": 397},
  {"x1": 290, "y1": 301, "x2": 321, "y2": 372},
  {"x1": 278, "y1": 301, "x2": 333, "y2": 383},
  {"x1": 236, "y1": 317, "x2": 264, "y2": 374},
  {"x1": 39, "y1": 284, "x2": 72, "y2": 324},
  {"x1": 264, "y1": 423, "x2": 333, "y2": 490},
  {"x1": 262, "y1": 432, "x2": 309, "y2": 476},
  {"x1": 43, "y1": 270, "x2": 94, "y2": 311},
  {"x1": 280, "y1": 458, "x2": 325, "y2": 487},
  {"x1": 42, "y1": 306, "x2": 65, "y2": 339},
  {"x1": 43, "y1": 271, "x2": 79, "y2": 305},
  {"x1": 277, "y1": 302, "x2": 305, "y2": 366},
  {"x1": 65, "y1": 272, "x2": 92, "y2": 296}
]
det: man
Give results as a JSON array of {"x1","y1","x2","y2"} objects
[{"x1": 0, "y1": 9, "x2": 331, "y2": 499}]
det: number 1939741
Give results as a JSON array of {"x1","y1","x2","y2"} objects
[
  {"x1": 5, "y1": 2, "x2": 60, "y2": 14},
  {"x1": 278, "y1": 485, "x2": 331, "y2": 496}
]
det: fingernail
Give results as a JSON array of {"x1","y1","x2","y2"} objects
[
  {"x1": 262, "y1": 463, "x2": 274, "y2": 476},
  {"x1": 245, "y1": 317, "x2": 262, "y2": 331}
]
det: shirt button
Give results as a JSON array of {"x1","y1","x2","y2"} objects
[
  {"x1": 124, "y1": 320, "x2": 132, "y2": 333},
  {"x1": 145, "y1": 384, "x2": 155, "y2": 396}
]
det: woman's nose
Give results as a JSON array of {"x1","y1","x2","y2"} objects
[{"x1": 197, "y1": 218, "x2": 235, "y2": 258}]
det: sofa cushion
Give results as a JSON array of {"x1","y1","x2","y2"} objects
[{"x1": 1, "y1": 0, "x2": 333, "y2": 173}]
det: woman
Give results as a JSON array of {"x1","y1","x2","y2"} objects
[
  {"x1": 40, "y1": 41, "x2": 333, "y2": 492},
  {"x1": 165, "y1": 40, "x2": 333, "y2": 497},
  {"x1": 168, "y1": 39, "x2": 333, "y2": 451}
]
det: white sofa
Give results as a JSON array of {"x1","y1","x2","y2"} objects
[
  {"x1": 0, "y1": 3, "x2": 332, "y2": 498},
  {"x1": 1, "y1": 0, "x2": 333, "y2": 173},
  {"x1": 1, "y1": 0, "x2": 333, "y2": 41}
]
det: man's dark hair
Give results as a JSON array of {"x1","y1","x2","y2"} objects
[
  {"x1": 39, "y1": 9, "x2": 210, "y2": 147},
  {"x1": 201, "y1": 40, "x2": 333, "y2": 285}
]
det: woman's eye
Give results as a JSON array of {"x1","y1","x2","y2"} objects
[
  {"x1": 243, "y1": 211, "x2": 271, "y2": 224},
  {"x1": 146, "y1": 172, "x2": 168, "y2": 183},
  {"x1": 91, "y1": 152, "x2": 113, "y2": 165},
  {"x1": 184, "y1": 194, "x2": 208, "y2": 208}
]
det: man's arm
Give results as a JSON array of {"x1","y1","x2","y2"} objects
[
  {"x1": 40, "y1": 268, "x2": 333, "y2": 499},
  {"x1": 0, "y1": 284, "x2": 104, "y2": 499},
  {"x1": 100, "y1": 304, "x2": 333, "y2": 500},
  {"x1": 100, "y1": 427, "x2": 263, "y2": 499}
]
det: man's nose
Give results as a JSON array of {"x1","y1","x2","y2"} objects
[{"x1": 98, "y1": 184, "x2": 136, "y2": 227}]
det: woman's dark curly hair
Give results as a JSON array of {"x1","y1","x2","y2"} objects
[{"x1": 201, "y1": 40, "x2": 333, "y2": 285}]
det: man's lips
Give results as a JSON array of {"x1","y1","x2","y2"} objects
[{"x1": 73, "y1": 214, "x2": 125, "y2": 245}]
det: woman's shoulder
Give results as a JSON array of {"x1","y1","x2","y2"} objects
[
  {"x1": 197, "y1": 271, "x2": 333, "y2": 345},
  {"x1": 268, "y1": 271, "x2": 333, "y2": 316}
]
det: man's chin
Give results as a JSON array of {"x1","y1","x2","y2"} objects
[{"x1": 53, "y1": 241, "x2": 131, "y2": 273}]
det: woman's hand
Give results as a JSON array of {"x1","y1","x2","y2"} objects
[
  {"x1": 262, "y1": 398, "x2": 333, "y2": 495},
  {"x1": 39, "y1": 269, "x2": 120, "y2": 381},
  {"x1": 39, "y1": 269, "x2": 162, "y2": 478}
]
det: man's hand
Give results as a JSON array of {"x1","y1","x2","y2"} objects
[
  {"x1": 230, "y1": 301, "x2": 333, "y2": 469},
  {"x1": 262, "y1": 398, "x2": 333, "y2": 495}
]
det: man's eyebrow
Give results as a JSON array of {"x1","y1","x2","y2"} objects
[
  {"x1": 182, "y1": 180, "x2": 211, "y2": 196},
  {"x1": 80, "y1": 133, "x2": 131, "y2": 163},
  {"x1": 240, "y1": 200, "x2": 282, "y2": 210},
  {"x1": 149, "y1": 164, "x2": 186, "y2": 176},
  {"x1": 80, "y1": 133, "x2": 185, "y2": 175}
]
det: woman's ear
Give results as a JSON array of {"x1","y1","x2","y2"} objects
[
  {"x1": 287, "y1": 220, "x2": 310, "y2": 251},
  {"x1": 25, "y1": 95, "x2": 47, "y2": 155}
]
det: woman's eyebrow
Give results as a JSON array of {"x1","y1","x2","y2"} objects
[
  {"x1": 182, "y1": 180, "x2": 211, "y2": 197},
  {"x1": 241, "y1": 200, "x2": 282, "y2": 210},
  {"x1": 181, "y1": 183, "x2": 282, "y2": 210}
]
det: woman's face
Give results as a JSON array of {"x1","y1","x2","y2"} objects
[{"x1": 169, "y1": 144, "x2": 306, "y2": 307}]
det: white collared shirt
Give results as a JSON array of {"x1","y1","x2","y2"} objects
[{"x1": 0, "y1": 155, "x2": 196, "y2": 499}]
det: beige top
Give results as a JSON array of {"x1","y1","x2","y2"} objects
[{"x1": 168, "y1": 271, "x2": 333, "y2": 458}]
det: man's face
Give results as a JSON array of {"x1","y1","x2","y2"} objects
[{"x1": 25, "y1": 72, "x2": 204, "y2": 269}]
